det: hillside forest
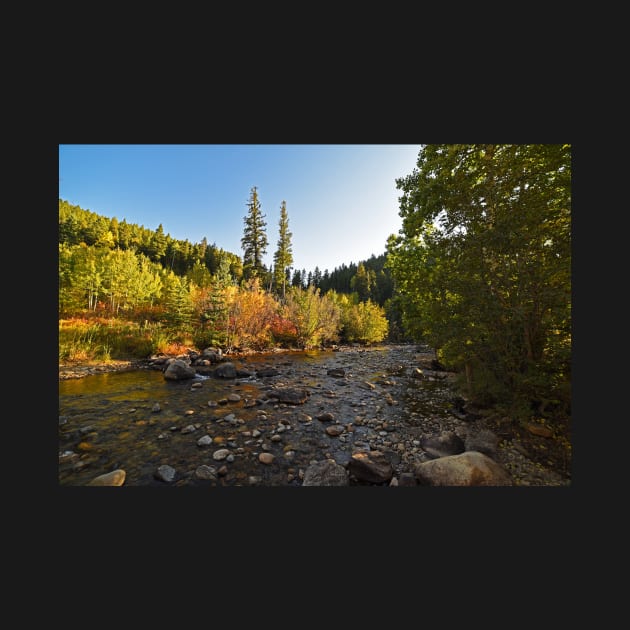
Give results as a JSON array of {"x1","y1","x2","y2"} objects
[{"x1": 59, "y1": 144, "x2": 571, "y2": 420}]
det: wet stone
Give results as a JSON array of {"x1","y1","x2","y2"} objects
[
  {"x1": 87, "y1": 469, "x2": 126, "y2": 486},
  {"x1": 155, "y1": 465, "x2": 176, "y2": 482},
  {"x1": 213, "y1": 449, "x2": 230, "y2": 461}
]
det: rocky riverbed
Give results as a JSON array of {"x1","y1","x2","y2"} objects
[{"x1": 59, "y1": 344, "x2": 572, "y2": 487}]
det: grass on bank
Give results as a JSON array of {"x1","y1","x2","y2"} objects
[{"x1": 59, "y1": 318, "x2": 191, "y2": 363}]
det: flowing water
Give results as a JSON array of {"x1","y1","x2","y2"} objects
[{"x1": 59, "y1": 346, "x2": 460, "y2": 486}]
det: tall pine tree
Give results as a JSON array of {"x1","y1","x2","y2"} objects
[
  {"x1": 273, "y1": 200, "x2": 293, "y2": 298},
  {"x1": 241, "y1": 186, "x2": 268, "y2": 280}
]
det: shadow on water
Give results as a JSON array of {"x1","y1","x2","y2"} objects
[{"x1": 399, "y1": 379, "x2": 455, "y2": 425}]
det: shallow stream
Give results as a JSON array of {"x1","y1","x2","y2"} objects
[{"x1": 59, "y1": 346, "x2": 458, "y2": 486}]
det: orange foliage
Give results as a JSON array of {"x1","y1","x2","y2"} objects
[
  {"x1": 269, "y1": 314, "x2": 298, "y2": 345},
  {"x1": 227, "y1": 280, "x2": 278, "y2": 349}
]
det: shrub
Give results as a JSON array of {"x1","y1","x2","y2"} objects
[{"x1": 341, "y1": 300, "x2": 389, "y2": 344}]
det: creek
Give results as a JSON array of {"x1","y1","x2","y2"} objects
[{"x1": 58, "y1": 345, "x2": 463, "y2": 486}]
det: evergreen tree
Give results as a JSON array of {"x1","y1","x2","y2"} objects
[
  {"x1": 312, "y1": 267, "x2": 322, "y2": 288},
  {"x1": 273, "y1": 200, "x2": 293, "y2": 298},
  {"x1": 241, "y1": 186, "x2": 268, "y2": 280},
  {"x1": 152, "y1": 223, "x2": 168, "y2": 262},
  {"x1": 350, "y1": 262, "x2": 375, "y2": 302},
  {"x1": 161, "y1": 272, "x2": 194, "y2": 331},
  {"x1": 196, "y1": 257, "x2": 233, "y2": 347}
]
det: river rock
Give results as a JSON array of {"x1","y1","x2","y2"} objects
[
  {"x1": 348, "y1": 451, "x2": 393, "y2": 483},
  {"x1": 316, "y1": 412, "x2": 335, "y2": 421},
  {"x1": 259, "y1": 452, "x2": 274, "y2": 464},
  {"x1": 194, "y1": 465, "x2": 217, "y2": 480},
  {"x1": 154, "y1": 465, "x2": 176, "y2": 482},
  {"x1": 327, "y1": 368, "x2": 345, "y2": 377},
  {"x1": 526, "y1": 422, "x2": 553, "y2": 438},
  {"x1": 164, "y1": 360, "x2": 196, "y2": 380},
  {"x1": 202, "y1": 349, "x2": 222, "y2": 363},
  {"x1": 214, "y1": 362, "x2": 237, "y2": 378},
  {"x1": 414, "y1": 451, "x2": 512, "y2": 486},
  {"x1": 267, "y1": 387, "x2": 310, "y2": 405},
  {"x1": 302, "y1": 459, "x2": 349, "y2": 486},
  {"x1": 420, "y1": 431, "x2": 465, "y2": 459},
  {"x1": 257, "y1": 367, "x2": 281, "y2": 377},
  {"x1": 87, "y1": 469, "x2": 126, "y2": 486}
]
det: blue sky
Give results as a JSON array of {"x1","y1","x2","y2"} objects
[{"x1": 58, "y1": 144, "x2": 421, "y2": 274}]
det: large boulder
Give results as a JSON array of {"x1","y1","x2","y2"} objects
[
  {"x1": 414, "y1": 451, "x2": 512, "y2": 486},
  {"x1": 420, "y1": 431, "x2": 465, "y2": 459},
  {"x1": 213, "y1": 362, "x2": 237, "y2": 378},
  {"x1": 163, "y1": 359, "x2": 196, "y2": 380}
]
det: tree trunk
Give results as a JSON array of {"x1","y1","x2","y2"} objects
[{"x1": 465, "y1": 361, "x2": 473, "y2": 398}]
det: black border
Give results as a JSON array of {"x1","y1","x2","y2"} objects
[{"x1": 49, "y1": 89, "x2": 580, "y2": 569}]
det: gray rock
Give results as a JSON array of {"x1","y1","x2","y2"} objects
[
  {"x1": 164, "y1": 360, "x2": 196, "y2": 380},
  {"x1": 302, "y1": 460, "x2": 349, "y2": 486},
  {"x1": 327, "y1": 368, "x2": 345, "y2": 377},
  {"x1": 316, "y1": 412, "x2": 335, "y2": 422},
  {"x1": 154, "y1": 465, "x2": 176, "y2": 482},
  {"x1": 195, "y1": 465, "x2": 217, "y2": 480},
  {"x1": 348, "y1": 451, "x2": 393, "y2": 483},
  {"x1": 257, "y1": 367, "x2": 281, "y2": 377},
  {"x1": 267, "y1": 387, "x2": 311, "y2": 405},
  {"x1": 214, "y1": 362, "x2": 237, "y2": 378},
  {"x1": 420, "y1": 431, "x2": 465, "y2": 459}
]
